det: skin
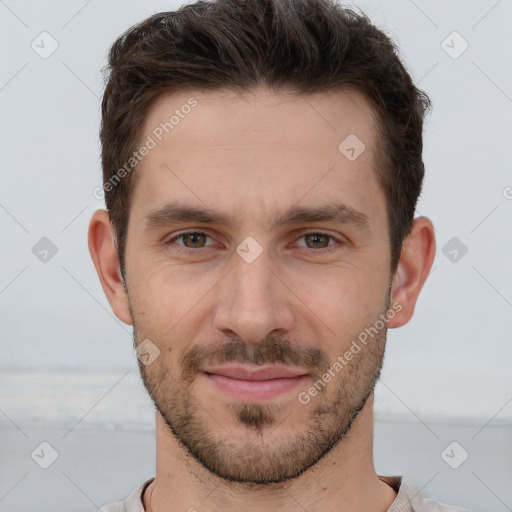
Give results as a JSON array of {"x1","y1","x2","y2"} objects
[{"x1": 88, "y1": 86, "x2": 436, "y2": 512}]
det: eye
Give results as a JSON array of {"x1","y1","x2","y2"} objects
[
  {"x1": 164, "y1": 230, "x2": 343, "y2": 254},
  {"x1": 293, "y1": 232, "x2": 342, "y2": 253},
  {"x1": 165, "y1": 231, "x2": 215, "y2": 250}
]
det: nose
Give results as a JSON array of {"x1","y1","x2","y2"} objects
[{"x1": 212, "y1": 246, "x2": 295, "y2": 345}]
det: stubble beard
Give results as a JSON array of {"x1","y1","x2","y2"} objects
[{"x1": 133, "y1": 298, "x2": 389, "y2": 485}]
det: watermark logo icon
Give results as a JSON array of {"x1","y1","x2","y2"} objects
[
  {"x1": 441, "y1": 441, "x2": 469, "y2": 469},
  {"x1": 338, "y1": 134, "x2": 366, "y2": 162},
  {"x1": 31, "y1": 441, "x2": 59, "y2": 469},
  {"x1": 32, "y1": 237, "x2": 58, "y2": 263},
  {"x1": 441, "y1": 31, "x2": 469, "y2": 59},
  {"x1": 236, "y1": 236, "x2": 263, "y2": 264},
  {"x1": 134, "y1": 338, "x2": 161, "y2": 366},
  {"x1": 31, "y1": 31, "x2": 59, "y2": 59},
  {"x1": 442, "y1": 237, "x2": 468, "y2": 263}
]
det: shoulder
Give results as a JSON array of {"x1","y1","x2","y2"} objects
[
  {"x1": 380, "y1": 475, "x2": 472, "y2": 512},
  {"x1": 99, "y1": 503, "x2": 122, "y2": 512},
  {"x1": 99, "y1": 477, "x2": 155, "y2": 512}
]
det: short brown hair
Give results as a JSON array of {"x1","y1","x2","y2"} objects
[{"x1": 100, "y1": 0, "x2": 431, "y2": 278}]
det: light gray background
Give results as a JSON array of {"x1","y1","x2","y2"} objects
[{"x1": 1, "y1": 0, "x2": 511, "y2": 511}]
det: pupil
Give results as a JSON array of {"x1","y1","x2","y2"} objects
[
  {"x1": 188, "y1": 233, "x2": 203, "y2": 246},
  {"x1": 310, "y1": 234, "x2": 326, "y2": 248}
]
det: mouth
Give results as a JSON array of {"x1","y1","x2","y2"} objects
[{"x1": 200, "y1": 364, "x2": 309, "y2": 401}]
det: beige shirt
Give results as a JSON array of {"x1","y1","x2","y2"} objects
[{"x1": 99, "y1": 475, "x2": 470, "y2": 511}]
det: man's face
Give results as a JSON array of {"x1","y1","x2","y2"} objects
[{"x1": 123, "y1": 87, "x2": 394, "y2": 483}]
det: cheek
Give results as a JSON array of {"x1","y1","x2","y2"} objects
[
  {"x1": 127, "y1": 262, "x2": 182, "y2": 341},
  {"x1": 128, "y1": 263, "x2": 216, "y2": 351},
  {"x1": 290, "y1": 266, "x2": 385, "y2": 334}
]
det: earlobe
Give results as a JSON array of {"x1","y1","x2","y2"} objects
[
  {"x1": 88, "y1": 209, "x2": 133, "y2": 325},
  {"x1": 387, "y1": 217, "x2": 436, "y2": 329}
]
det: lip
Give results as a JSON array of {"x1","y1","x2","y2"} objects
[
  {"x1": 201, "y1": 364, "x2": 309, "y2": 401},
  {"x1": 204, "y1": 364, "x2": 307, "y2": 380}
]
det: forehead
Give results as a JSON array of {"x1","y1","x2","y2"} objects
[
  {"x1": 142, "y1": 86, "x2": 379, "y2": 155},
  {"x1": 130, "y1": 86, "x2": 386, "y2": 231}
]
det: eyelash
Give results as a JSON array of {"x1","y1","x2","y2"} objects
[{"x1": 164, "y1": 230, "x2": 344, "y2": 254}]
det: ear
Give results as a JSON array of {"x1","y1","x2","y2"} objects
[
  {"x1": 88, "y1": 209, "x2": 133, "y2": 325},
  {"x1": 387, "y1": 216, "x2": 436, "y2": 328}
]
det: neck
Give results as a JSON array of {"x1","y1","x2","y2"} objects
[{"x1": 144, "y1": 396, "x2": 396, "y2": 512}]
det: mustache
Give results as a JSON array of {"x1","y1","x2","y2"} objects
[{"x1": 178, "y1": 336, "x2": 330, "y2": 383}]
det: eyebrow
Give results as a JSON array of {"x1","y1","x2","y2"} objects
[{"x1": 144, "y1": 200, "x2": 370, "y2": 232}]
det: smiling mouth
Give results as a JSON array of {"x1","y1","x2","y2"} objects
[{"x1": 201, "y1": 364, "x2": 309, "y2": 401}]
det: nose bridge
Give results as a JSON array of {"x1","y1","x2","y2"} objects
[
  {"x1": 233, "y1": 248, "x2": 274, "y2": 308},
  {"x1": 213, "y1": 245, "x2": 293, "y2": 344}
]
